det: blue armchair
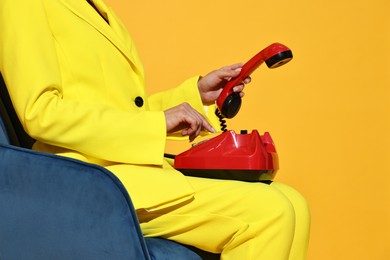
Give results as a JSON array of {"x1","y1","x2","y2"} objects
[{"x1": 0, "y1": 74, "x2": 218, "y2": 259}]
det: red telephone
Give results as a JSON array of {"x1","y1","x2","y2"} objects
[
  {"x1": 174, "y1": 43, "x2": 293, "y2": 182},
  {"x1": 174, "y1": 130, "x2": 279, "y2": 182}
]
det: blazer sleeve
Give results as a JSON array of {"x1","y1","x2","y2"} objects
[
  {"x1": 0, "y1": 0, "x2": 167, "y2": 166},
  {"x1": 148, "y1": 76, "x2": 223, "y2": 139}
]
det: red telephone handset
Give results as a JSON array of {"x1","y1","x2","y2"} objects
[{"x1": 216, "y1": 43, "x2": 293, "y2": 118}]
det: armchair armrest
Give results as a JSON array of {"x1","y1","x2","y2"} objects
[{"x1": 0, "y1": 144, "x2": 150, "y2": 259}]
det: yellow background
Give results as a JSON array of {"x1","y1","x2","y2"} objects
[{"x1": 105, "y1": 0, "x2": 389, "y2": 259}]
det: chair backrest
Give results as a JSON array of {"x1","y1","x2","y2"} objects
[
  {"x1": 0, "y1": 99, "x2": 11, "y2": 145},
  {"x1": 0, "y1": 73, "x2": 35, "y2": 148}
]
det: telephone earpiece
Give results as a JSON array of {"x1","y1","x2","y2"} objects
[{"x1": 216, "y1": 43, "x2": 293, "y2": 119}]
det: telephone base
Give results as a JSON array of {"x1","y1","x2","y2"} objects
[
  {"x1": 174, "y1": 130, "x2": 279, "y2": 182},
  {"x1": 178, "y1": 169, "x2": 276, "y2": 183}
]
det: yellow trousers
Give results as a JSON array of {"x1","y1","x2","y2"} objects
[{"x1": 139, "y1": 177, "x2": 310, "y2": 260}]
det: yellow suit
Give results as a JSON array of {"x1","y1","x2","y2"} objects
[
  {"x1": 0, "y1": 0, "x2": 221, "y2": 210},
  {"x1": 0, "y1": 0, "x2": 310, "y2": 258}
]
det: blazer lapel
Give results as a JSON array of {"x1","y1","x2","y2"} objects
[{"x1": 58, "y1": 0, "x2": 139, "y2": 70}]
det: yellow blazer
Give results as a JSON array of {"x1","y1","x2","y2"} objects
[{"x1": 0, "y1": 0, "x2": 220, "y2": 210}]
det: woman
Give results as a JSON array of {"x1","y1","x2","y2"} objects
[{"x1": 0, "y1": 0, "x2": 310, "y2": 258}]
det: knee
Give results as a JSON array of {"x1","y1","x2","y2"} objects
[
  {"x1": 249, "y1": 186, "x2": 297, "y2": 247},
  {"x1": 252, "y1": 185, "x2": 297, "y2": 227},
  {"x1": 271, "y1": 182, "x2": 311, "y2": 222},
  {"x1": 273, "y1": 189, "x2": 296, "y2": 226}
]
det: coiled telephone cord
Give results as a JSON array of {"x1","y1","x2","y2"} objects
[{"x1": 215, "y1": 108, "x2": 227, "y2": 132}]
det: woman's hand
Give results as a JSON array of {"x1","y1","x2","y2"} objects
[
  {"x1": 197, "y1": 63, "x2": 251, "y2": 105},
  {"x1": 164, "y1": 102, "x2": 215, "y2": 142}
]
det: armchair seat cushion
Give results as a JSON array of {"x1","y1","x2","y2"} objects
[{"x1": 0, "y1": 143, "x2": 208, "y2": 259}]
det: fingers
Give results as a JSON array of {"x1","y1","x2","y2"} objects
[
  {"x1": 232, "y1": 84, "x2": 245, "y2": 98},
  {"x1": 221, "y1": 63, "x2": 244, "y2": 71},
  {"x1": 232, "y1": 84, "x2": 244, "y2": 93},
  {"x1": 197, "y1": 63, "x2": 251, "y2": 105},
  {"x1": 217, "y1": 63, "x2": 243, "y2": 80},
  {"x1": 232, "y1": 75, "x2": 250, "y2": 96},
  {"x1": 165, "y1": 103, "x2": 216, "y2": 142},
  {"x1": 243, "y1": 76, "x2": 251, "y2": 84},
  {"x1": 181, "y1": 112, "x2": 213, "y2": 142},
  {"x1": 181, "y1": 103, "x2": 216, "y2": 142},
  {"x1": 218, "y1": 64, "x2": 251, "y2": 87}
]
